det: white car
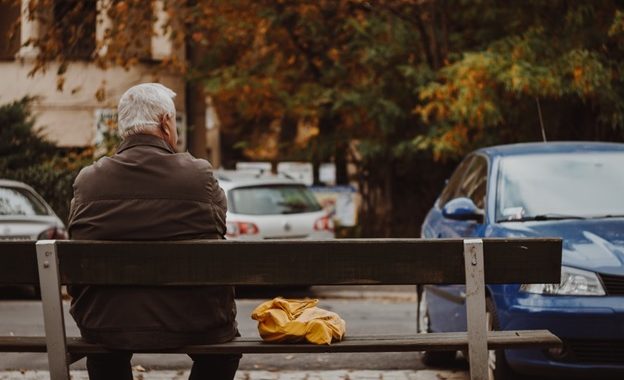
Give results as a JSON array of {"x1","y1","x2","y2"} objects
[
  {"x1": 216, "y1": 170, "x2": 334, "y2": 240},
  {"x1": 0, "y1": 179, "x2": 67, "y2": 241}
]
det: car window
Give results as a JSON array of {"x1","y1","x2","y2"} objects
[
  {"x1": 0, "y1": 186, "x2": 49, "y2": 216},
  {"x1": 438, "y1": 156, "x2": 475, "y2": 207},
  {"x1": 459, "y1": 155, "x2": 488, "y2": 209},
  {"x1": 496, "y1": 152, "x2": 624, "y2": 220},
  {"x1": 229, "y1": 185, "x2": 322, "y2": 215}
]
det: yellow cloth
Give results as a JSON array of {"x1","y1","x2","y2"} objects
[{"x1": 251, "y1": 297, "x2": 346, "y2": 345}]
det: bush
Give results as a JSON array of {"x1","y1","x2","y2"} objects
[
  {"x1": 0, "y1": 159, "x2": 87, "y2": 223},
  {"x1": 0, "y1": 98, "x2": 91, "y2": 223},
  {"x1": 0, "y1": 97, "x2": 56, "y2": 169}
]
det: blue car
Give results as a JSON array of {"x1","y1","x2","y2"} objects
[{"x1": 421, "y1": 142, "x2": 624, "y2": 379}]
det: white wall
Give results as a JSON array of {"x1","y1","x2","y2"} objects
[{"x1": 0, "y1": 61, "x2": 185, "y2": 147}]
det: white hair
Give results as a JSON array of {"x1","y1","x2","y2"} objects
[{"x1": 117, "y1": 83, "x2": 177, "y2": 138}]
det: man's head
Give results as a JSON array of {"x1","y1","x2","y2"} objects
[{"x1": 117, "y1": 83, "x2": 178, "y2": 149}]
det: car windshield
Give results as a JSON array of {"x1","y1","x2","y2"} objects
[
  {"x1": 0, "y1": 186, "x2": 49, "y2": 216},
  {"x1": 496, "y1": 152, "x2": 624, "y2": 222},
  {"x1": 229, "y1": 185, "x2": 322, "y2": 215}
]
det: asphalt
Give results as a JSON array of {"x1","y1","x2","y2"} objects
[{"x1": 0, "y1": 285, "x2": 469, "y2": 379}]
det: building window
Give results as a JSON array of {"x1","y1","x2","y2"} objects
[
  {"x1": 54, "y1": 0, "x2": 96, "y2": 60},
  {"x1": 0, "y1": 1, "x2": 20, "y2": 60}
]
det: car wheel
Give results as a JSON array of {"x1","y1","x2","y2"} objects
[
  {"x1": 486, "y1": 297, "x2": 522, "y2": 380},
  {"x1": 420, "y1": 290, "x2": 457, "y2": 367}
]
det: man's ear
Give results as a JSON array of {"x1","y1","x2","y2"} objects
[{"x1": 160, "y1": 114, "x2": 171, "y2": 138}]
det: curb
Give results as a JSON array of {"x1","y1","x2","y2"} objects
[
  {"x1": 313, "y1": 291, "x2": 417, "y2": 302},
  {"x1": 0, "y1": 370, "x2": 469, "y2": 380}
]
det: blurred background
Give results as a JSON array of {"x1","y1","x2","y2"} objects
[{"x1": 1, "y1": 0, "x2": 624, "y2": 237}]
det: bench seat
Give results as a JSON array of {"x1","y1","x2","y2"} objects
[{"x1": 1, "y1": 330, "x2": 561, "y2": 354}]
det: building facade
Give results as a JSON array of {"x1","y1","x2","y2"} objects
[{"x1": 0, "y1": 0, "x2": 220, "y2": 164}]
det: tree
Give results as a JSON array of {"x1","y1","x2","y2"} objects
[
  {"x1": 415, "y1": 1, "x2": 624, "y2": 157},
  {"x1": 16, "y1": 0, "x2": 624, "y2": 236},
  {"x1": 0, "y1": 97, "x2": 56, "y2": 170}
]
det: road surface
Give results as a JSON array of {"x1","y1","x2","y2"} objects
[{"x1": 0, "y1": 286, "x2": 469, "y2": 374}]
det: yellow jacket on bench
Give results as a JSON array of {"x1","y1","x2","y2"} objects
[{"x1": 251, "y1": 297, "x2": 346, "y2": 345}]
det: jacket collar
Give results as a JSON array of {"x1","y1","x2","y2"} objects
[{"x1": 116, "y1": 134, "x2": 175, "y2": 154}]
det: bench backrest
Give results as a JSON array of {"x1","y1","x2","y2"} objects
[{"x1": 1, "y1": 238, "x2": 562, "y2": 286}]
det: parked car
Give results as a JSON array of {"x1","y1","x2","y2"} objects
[
  {"x1": 0, "y1": 179, "x2": 67, "y2": 241},
  {"x1": 216, "y1": 170, "x2": 334, "y2": 240},
  {"x1": 420, "y1": 142, "x2": 624, "y2": 379}
]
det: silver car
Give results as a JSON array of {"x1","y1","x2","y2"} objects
[
  {"x1": 216, "y1": 170, "x2": 334, "y2": 240},
  {"x1": 0, "y1": 179, "x2": 67, "y2": 241}
]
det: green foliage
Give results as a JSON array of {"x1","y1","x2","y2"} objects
[
  {"x1": 415, "y1": 1, "x2": 624, "y2": 157},
  {"x1": 0, "y1": 98, "x2": 91, "y2": 223},
  {"x1": 0, "y1": 98, "x2": 56, "y2": 170},
  {"x1": 202, "y1": 1, "x2": 624, "y2": 164}
]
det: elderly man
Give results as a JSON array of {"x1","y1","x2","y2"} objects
[{"x1": 68, "y1": 83, "x2": 239, "y2": 380}]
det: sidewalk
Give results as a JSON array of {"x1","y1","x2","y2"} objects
[{"x1": 0, "y1": 370, "x2": 469, "y2": 380}]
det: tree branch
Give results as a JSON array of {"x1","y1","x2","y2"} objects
[{"x1": 375, "y1": 2, "x2": 439, "y2": 69}]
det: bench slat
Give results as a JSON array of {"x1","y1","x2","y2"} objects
[
  {"x1": 0, "y1": 330, "x2": 561, "y2": 354},
  {"x1": 47, "y1": 239, "x2": 561, "y2": 285}
]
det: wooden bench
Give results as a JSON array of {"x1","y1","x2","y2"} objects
[{"x1": 0, "y1": 238, "x2": 562, "y2": 380}]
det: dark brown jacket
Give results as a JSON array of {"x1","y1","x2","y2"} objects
[{"x1": 68, "y1": 134, "x2": 237, "y2": 350}]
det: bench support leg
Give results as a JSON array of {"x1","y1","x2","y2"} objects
[
  {"x1": 464, "y1": 239, "x2": 488, "y2": 380},
  {"x1": 36, "y1": 240, "x2": 70, "y2": 380}
]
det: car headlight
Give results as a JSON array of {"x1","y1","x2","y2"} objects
[{"x1": 520, "y1": 266, "x2": 606, "y2": 296}]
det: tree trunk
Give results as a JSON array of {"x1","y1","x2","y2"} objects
[
  {"x1": 312, "y1": 160, "x2": 321, "y2": 185},
  {"x1": 185, "y1": 82, "x2": 208, "y2": 159},
  {"x1": 312, "y1": 105, "x2": 336, "y2": 185},
  {"x1": 335, "y1": 141, "x2": 348, "y2": 185},
  {"x1": 185, "y1": 25, "x2": 208, "y2": 159},
  {"x1": 382, "y1": 163, "x2": 394, "y2": 237}
]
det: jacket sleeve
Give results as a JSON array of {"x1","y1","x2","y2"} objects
[
  {"x1": 67, "y1": 167, "x2": 88, "y2": 240},
  {"x1": 200, "y1": 160, "x2": 227, "y2": 238},
  {"x1": 67, "y1": 197, "x2": 77, "y2": 239}
]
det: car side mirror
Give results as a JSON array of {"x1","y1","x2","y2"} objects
[{"x1": 442, "y1": 197, "x2": 484, "y2": 223}]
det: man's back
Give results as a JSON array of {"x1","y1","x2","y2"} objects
[
  {"x1": 68, "y1": 134, "x2": 237, "y2": 350},
  {"x1": 70, "y1": 134, "x2": 226, "y2": 240}
]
